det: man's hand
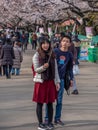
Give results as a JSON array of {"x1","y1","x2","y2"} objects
[{"x1": 56, "y1": 83, "x2": 60, "y2": 91}]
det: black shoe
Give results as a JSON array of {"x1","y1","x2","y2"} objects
[
  {"x1": 47, "y1": 123, "x2": 54, "y2": 129},
  {"x1": 71, "y1": 89, "x2": 79, "y2": 95},
  {"x1": 38, "y1": 123, "x2": 47, "y2": 130},
  {"x1": 54, "y1": 119, "x2": 65, "y2": 125}
]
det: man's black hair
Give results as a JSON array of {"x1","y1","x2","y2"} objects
[{"x1": 61, "y1": 35, "x2": 72, "y2": 43}]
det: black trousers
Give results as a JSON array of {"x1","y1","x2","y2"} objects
[
  {"x1": 32, "y1": 40, "x2": 37, "y2": 50},
  {"x1": 36, "y1": 103, "x2": 53, "y2": 124}
]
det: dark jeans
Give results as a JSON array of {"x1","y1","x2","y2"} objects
[
  {"x1": 11, "y1": 68, "x2": 20, "y2": 75},
  {"x1": 32, "y1": 40, "x2": 37, "y2": 50},
  {"x1": 4, "y1": 65, "x2": 12, "y2": 78}
]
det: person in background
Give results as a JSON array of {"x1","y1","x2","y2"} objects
[
  {"x1": 11, "y1": 41, "x2": 23, "y2": 76},
  {"x1": 25, "y1": 31, "x2": 29, "y2": 50},
  {"x1": 69, "y1": 42, "x2": 79, "y2": 95},
  {"x1": 21, "y1": 31, "x2": 27, "y2": 52},
  {"x1": 51, "y1": 33, "x2": 61, "y2": 48},
  {"x1": 0, "y1": 40, "x2": 3, "y2": 76},
  {"x1": 72, "y1": 34, "x2": 81, "y2": 65},
  {"x1": 32, "y1": 37, "x2": 60, "y2": 130},
  {"x1": 0, "y1": 38, "x2": 15, "y2": 79},
  {"x1": 0, "y1": 33, "x2": 6, "y2": 45},
  {"x1": 66, "y1": 29, "x2": 72, "y2": 38},
  {"x1": 11, "y1": 34, "x2": 18, "y2": 46},
  {"x1": 32, "y1": 33, "x2": 37, "y2": 50},
  {"x1": 0, "y1": 33, "x2": 6, "y2": 75},
  {"x1": 6, "y1": 31, "x2": 11, "y2": 39}
]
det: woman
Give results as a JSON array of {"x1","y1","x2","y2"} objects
[
  {"x1": 32, "y1": 37, "x2": 60, "y2": 130},
  {"x1": 11, "y1": 41, "x2": 23, "y2": 75}
]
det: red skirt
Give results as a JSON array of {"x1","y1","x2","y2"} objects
[{"x1": 32, "y1": 80, "x2": 57, "y2": 103}]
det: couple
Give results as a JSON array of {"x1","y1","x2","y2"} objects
[{"x1": 32, "y1": 35, "x2": 73, "y2": 130}]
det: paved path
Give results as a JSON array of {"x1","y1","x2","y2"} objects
[{"x1": 0, "y1": 45, "x2": 98, "y2": 130}]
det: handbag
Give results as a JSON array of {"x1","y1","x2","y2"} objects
[
  {"x1": 33, "y1": 73, "x2": 43, "y2": 83},
  {"x1": 73, "y1": 64, "x2": 80, "y2": 75}
]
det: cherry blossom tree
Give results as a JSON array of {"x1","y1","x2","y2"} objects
[{"x1": 0, "y1": 0, "x2": 98, "y2": 29}]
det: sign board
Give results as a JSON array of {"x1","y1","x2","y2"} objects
[
  {"x1": 85, "y1": 27, "x2": 93, "y2": 38},
  {"x1": 39, "y1": 27, "x2": 44, "y2": 33},
  {"x1": 79, "y1": 41, "x2": 90, "y2": 60}
]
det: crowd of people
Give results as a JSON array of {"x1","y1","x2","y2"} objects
[{"x1": 0, "y1": 29, "x2": 25, "y2": 78}]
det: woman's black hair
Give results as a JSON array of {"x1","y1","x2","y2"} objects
[
  {"x1": 37, "y1": 36, "x2": 55, "y2": 59},
  {"x1": 39, "y1": 36, "x2": 51, "y2": 45}
]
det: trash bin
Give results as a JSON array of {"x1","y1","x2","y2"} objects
[
  {"x1": 94, "y1": 47, "x2": 98, "y2": 62},
  {"x1": 88, "y1": 47, "x2": 98, "y2": 62}
]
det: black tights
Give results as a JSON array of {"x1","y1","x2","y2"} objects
[{"x1": 36, "y1": 103, "x2": 53, "y2": 124}]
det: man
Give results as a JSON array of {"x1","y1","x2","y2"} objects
[{"x1": 45, "y1": 35, "x2": 73, "y2": 125}]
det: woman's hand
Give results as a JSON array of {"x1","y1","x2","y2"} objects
[
  {"x1": 56, "y1": 83, "x2": 60, "y2": 91},
  {"x1": 43, "y1": 63, "x2": 49, "y2": 69}
]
